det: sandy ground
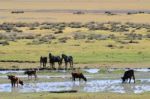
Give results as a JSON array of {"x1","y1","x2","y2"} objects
[
  {"x1": 1, "y1": 12, "x2": 150, "y2": 23},
  {"x1": 1, "y1": 0, "x2": 150, "y2": 10}
]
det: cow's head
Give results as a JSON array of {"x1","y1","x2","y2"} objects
[
  {"x1": 19, "y1": 80, "x2": 24, "y2": 86},
  {"x1": 83, "y1": 77, "x2": 87, "y2": 82},
  {"x1": 121, "y1": 77, "x2": 125, "y2": 83},
  {"x1": 80, "y1": 73, "x2": 87, "y2": 82},
  {"x1": 24, "y1": 71, "x2": 28, "y2": 75},
  {"x1": 7, "y1": 75, "x2": 15, "y2": 79}
]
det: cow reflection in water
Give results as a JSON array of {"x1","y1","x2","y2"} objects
[{"x1": 122, "y1": 83, "x2": 136, "y2": 93}]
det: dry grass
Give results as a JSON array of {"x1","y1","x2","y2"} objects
[{"x1": 1, "y1": 12, "x2": 150, "y2": 23}]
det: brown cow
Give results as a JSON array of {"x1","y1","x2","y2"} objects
[
  {"x1": 7, "y1": 75, "x2": 24, "y2": 87},
  {"x1": 72, "y1": 72, "x2": 87, "y2": 82}
]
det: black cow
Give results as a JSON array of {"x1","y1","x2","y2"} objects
[
  {"x1": 72, "y1": 72, "x2": 87, "y2": 82},
  {"x1": 24, "y1": 70, "x2": 37, "y2": 80},
  {"x1": 49, "y1": 53, "x2": 62, "y2": 69},
  {"x1": 121, "y1": 70, "x2": 135, "y2": 83},
  {"x1": 62, "y1": 54, "x2": 73, "y2": 70},
  {"x1": 40, "y1": 56, "x2": 47, "y2": 68}
]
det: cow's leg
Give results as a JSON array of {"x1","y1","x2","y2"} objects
[
  {"x1": 129, "y1": 77, "x2": 131, "y2": 83},
  {"x1": 71, "y1": 61, "x2": 73, "y2": 69},
  {"x1": 17, "y1": 80, "x2": 19, "y2": 87},
  {"x1": 51, "y1": 63, "x2": 54, "y2": 69},
  {"x1": 58, "y1": 62, "x2": 61, "y2": 69},
  {"x1": 45, "y1": 62, "x2": 47, "y2": 68},
  {"x1": 43, "y1": 62, "x2": 45, "y2": 68},
  {"x1": 69, "y1": 62, "x2": 72, "y2": 69},
  {"x1": 35, "y1": 74, "x2": 37, "y2": 80},
  {"x1": 53, "y1": 63, "x2": 55, "y2": 69},
  {"x1": 11, "y1": 81, "x2": 13, "y2": 87},
  {"x1": 65, "y1": 62, "x2": 68, "y2": 70},
  {"x1": 42, "y1": 63, "x2": 44, "y2": 68},
  {"x1": 49, "y1": 62, "x2": 51, "y2": 67},
  {"x1": 58, "y1": 62, "x2": 60, "y2": 69},
  {"x1": 40, "y1": 62, "x2": 42, "y2": 68},
  {"x1": 133, "y1": 75, "x2": 135, "y2": 83},
  {"x1": 12, "y1": 81, "x2": 15, "y2": 87},
  {"x1": 44, "y1": 62, "x2": 46, "y2": 68},
  {"x1": 51, "y1": 62, "x2": 54, "y2": 69},
  {"x1": 42, "y1": 63, "x2": 43, "y2": 68}
]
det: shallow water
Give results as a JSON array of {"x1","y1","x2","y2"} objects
[
  {"x1": 83, "y1": 69, "x2": 100, "y2": 73},
  {"x1": 109, "y1": 68, "x2": 150, "y2": 72},
  {"x1": 0, "y1": 79, "x2": 149, "y2": 93},
  {"x1": 0, "y1": 70, "x2": 24, "y2": 74},
  {"x1": 0, "y1": 68, "x2": 149, "y2": 74},
  {"x1": 0, "y1": 75, "x2": 70, "y2": 79},
  {"x1": 134, "y1": 68, "x2": 150, "y2": 72}
]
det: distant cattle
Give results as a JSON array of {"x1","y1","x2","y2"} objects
[
  {"x1": 49, "y1": 53, "x2": 62, "y2": 69},
  {"x1": 72, "y1": 72, "x2": 87, "y2": 82},
  {"x1": 62, "y1": 54, "x2": 73, "y2": 70},
  {"x1": 24, "y1": 70, "x2": 37, "y2": 80},
  {"x1": 121, "y1": 70, "x2": 135, "y2": 83},
  {"x1": 40, "y1": 56, "x2": 47, "y2": 68},
  {"x1": 8, "y1": 75, "x2": 24, "y2": 87}
]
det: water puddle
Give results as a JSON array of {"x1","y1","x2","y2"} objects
[
  {"x1": 134, "y1": 68, "x2": 150, "y2": 72},
  {"x1": 0, "y1": 70, "x2": 24, "y2": 74},
  {"x1": 83, "y1": 69, "x2": 100, "y2": 73},
  {"x1": 0, "y1": 75, "x2": 70, "y2": 79},
  {"x1": 109, "y1": 68, "x2": 150, "y2": 72},
  {"x1": 0, "y1": 79, "x2": 149, "y2": 93}
]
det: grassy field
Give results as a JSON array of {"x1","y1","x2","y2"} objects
[
  {"x1": 0, "y1": 22, "x2": 150, "y2": 68},
  {"x1": 0, "y1": 92, "x2": 150, "y2": 99}
]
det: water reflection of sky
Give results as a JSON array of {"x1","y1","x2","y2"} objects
[{"x1": 0, "y1": 79, "x2": 149, "y2": 94}]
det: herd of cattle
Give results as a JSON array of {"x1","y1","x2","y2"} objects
[
  {"x1": 7, "y1": 69, "x2": 135, "y2": 88},
  {"x1": 40, "y1": 53, "x2": 73, "y2": 69}
]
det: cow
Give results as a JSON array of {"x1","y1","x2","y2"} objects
[
  {"x1": 40, "y1": 56, "x2": 47, "y2": 68},
  {"x1": 24, "y1": 70, "x2": 37, "y2": 80},
  {"x1": 72, "y1": 72, "x2": 87, "y2": 82},
  {"x1": 62, "y1": 54, "x2": 73, "y2": 70},
  {"x1": 7, "y1": 75, "x2": 24, "y2": 87},
  {"x1": 121, "y1": 70, "x2": 135, "y2": 83},
  {"x1": 49, "y1": 53, "x2": 62, "y2": 69}
]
